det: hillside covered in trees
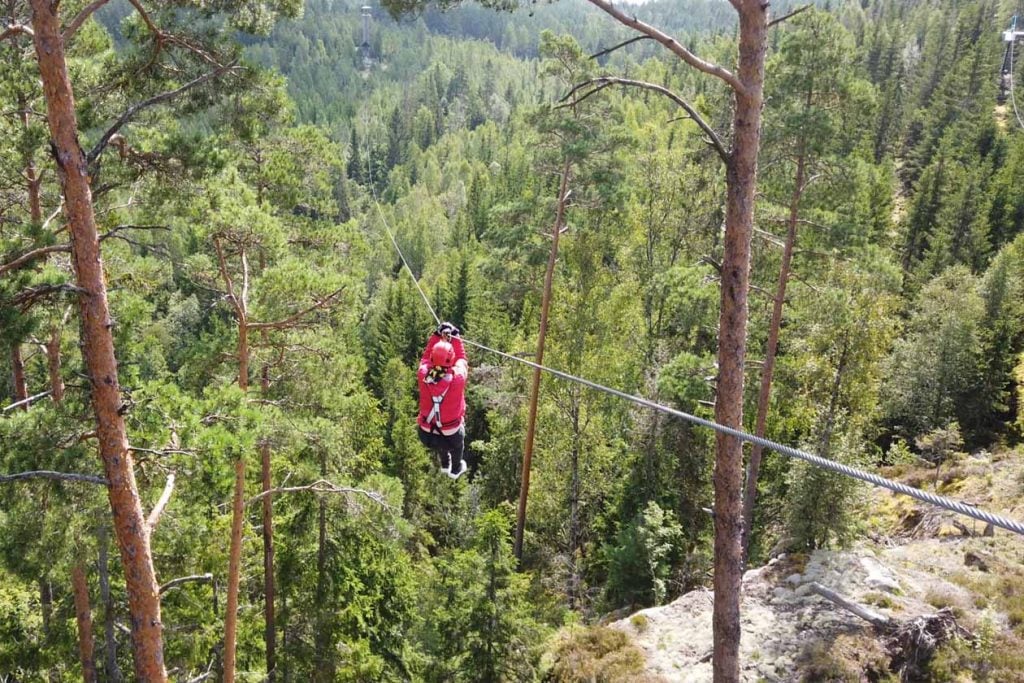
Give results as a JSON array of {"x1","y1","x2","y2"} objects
[{"x1": 2, "y1": 0, "x2": 1024, "y2": 679}]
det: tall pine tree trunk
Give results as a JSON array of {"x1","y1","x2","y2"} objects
[
  {"x1": 261, "y1": 363, "x2": 277, "y2": 683},
  {"x1": 72, "y1": 564, "x2": 98, "y2": 683},
  {"x1": 29, "y1": 2, "x2": 166, "y2": 679},
  {"x1": 713, "y1": 4, "x2": 767, "y2": 681},
  {"x1": 741, "y1": 151, "x2": 806, "y2": 559},
  {"x1": 224, "y1": 459, "x2": 245, "y2": 682},
  {"x1": 514, "y1": 159, "x2": 572, "y2": 561}
]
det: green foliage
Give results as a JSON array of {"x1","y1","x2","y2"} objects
[
  {"x1": 4, "y1": 0, "x2": 1024, "y2": 677},
  {"x1": 602, "y1": 501, "x2": 684, "y2": 609},
  {"x1": 880, "y1": 267, "x2": 988, "y2": 443},
  {"x1": 419, "y1": 506, "x2": 546, "y2": 682}
]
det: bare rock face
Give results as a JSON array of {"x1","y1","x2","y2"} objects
[{"x1": 610, "y1": 543, "x2": 986, "y2": 682}]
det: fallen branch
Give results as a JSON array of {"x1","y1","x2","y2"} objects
[
  {"x1": 808, "y1": 582, "x2": 891, "y2": 628},
  {"x1": 0, "y1": 470, "x2": 108, "y2": 486}
]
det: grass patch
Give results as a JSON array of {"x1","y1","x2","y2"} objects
[
  {"x1": 863, "y1": 591, "x2": 897, "y2": 610},
  {"x1": 542, "y1": 625, "x2": 663, "y2": 683}
]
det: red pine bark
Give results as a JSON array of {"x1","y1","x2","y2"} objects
[
  {"x1": 28, "y1": 1, "x2": 166, "y2": 678},
  {"x1": 72, "y1": 564, "x2": 98, "y2": 683}
]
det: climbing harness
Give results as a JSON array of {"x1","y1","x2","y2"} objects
[{"x1": 424, "y1": 379, "x2": 450, "y2": 434}]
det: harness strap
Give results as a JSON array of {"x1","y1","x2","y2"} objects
[{"x1": 424, "y1": 382, "x2": 450, "y2": 434}]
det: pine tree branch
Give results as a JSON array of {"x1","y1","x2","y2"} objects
[
  {"x1": 561, "y1": 77, "x2": 729, "y2": 164},
  {"x1": 246, "y1": 479, "x2": 392, "y2": 510},
  {"x1": 213, "y1": 237, "x2": 243, "y2": 318},
  {"x1": 63, "y1": 0, "x2": 112, "y2": 42},
  {"x1": 88, "y1": 61, "x2": 237, "y2": 163},
  {"x1": 2, "y1": 391, "x2": 52, "y2": 412},
  {"x1": 768, "y1": 4, "x2": 811, "y2": 28},
  {"x1": 0, "y1": 470, "x2": 108, "y2": 485},
  {"x1": 0, "y1": 244, "x2": 71, "y2": 276},
  {"x1": 159, "y1": 573, "x2": 213, "y2": 595},
  {"x1": 583, "y1": 0, "x2": 745, "y2": 94},
  {"x1": 247, "y1": 288, "x2": 346, "y2": 332},
  {"x1": 0, "y1": 23, "x2": 33, "y2": 42},
  {"x1": 147, "y1": 473, "x2": 175, "y2": 530},
  {"x1": 589, "y1": 35, "x2": 652, "y2": 60}
]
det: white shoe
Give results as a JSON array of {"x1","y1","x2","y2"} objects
[{"x1": 447, "y1": 459, "x2": 467, "y2": 479}]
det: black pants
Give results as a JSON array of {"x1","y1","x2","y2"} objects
[{"x1": 418, "y1": 426, "x2": 465, "y2": 470}]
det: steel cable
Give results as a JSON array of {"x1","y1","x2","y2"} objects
[{"x1": 363, "y1": 136, "x2": 1024, "y2": 539}]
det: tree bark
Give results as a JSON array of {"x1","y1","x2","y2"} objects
[
  {"x1": 514, "y1": 159, "x2": 572, "y2": 562},
  {"x1": 567, "y1": 399, "x2": 581, "y2": 611},
  {"x1": 713, "y1": 3, "x2": 767, "y2": 681},
  {"x1": 261, "y1": 363, "x2": 277, "y2": 683},
  {"x1": 98, "y1": 528, "x2": 124, "y2": 683},
  {"x1": 741, "y1": 152, "x2": 805, "y2": 559},
  {"x1": 224, "y1": 459, "x2": 245, "y2": 683},
  {"x1": 40, "y1": 578, "x2": 54, "y2": 681},
  {"x1": 19, "y1": 93, "x2": 43, "y2": 225},
  {"x1": 47, "y1": 327, "x2": 65, "y2": 403},
  {"x1": 10, "y1": 345, "x2": 29, "y2": 408},
  {"x1": 28, "y1": 2, "x2": 166, "y2": 680},
  {"x1": 72, "y1": 564, "x2": 98, "y2": 683},
  {"x1": 238, "y1": 318, "x2": 249, "y2": 391}
]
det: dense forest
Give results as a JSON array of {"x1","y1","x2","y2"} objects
[{"x1": 2, "y1": 0, "x2": 1024, "y2": 679}]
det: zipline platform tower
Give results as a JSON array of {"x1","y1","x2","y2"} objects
[
  {"x1": 359, "y1": 5, "x2": 377, "y2": 71},
  {"x1": 1000, "y1": 15, "x2": 1024, "y2": 102}
]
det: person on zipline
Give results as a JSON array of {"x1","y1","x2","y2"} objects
[{"x1": 418, "y1": 322, "x2": 468, "y2": 479}]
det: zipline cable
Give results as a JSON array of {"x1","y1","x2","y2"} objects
[
  {"x1": 361, "y1": 131, "x2": 1024, "y2": 539},
  {"x1": 361, "y1": 121, "x2": 441, "y2": 326},
  {"x1": 461, "y1": 338, "x2": 1024, "y2": 537},
  {"x1": 1010, "y1": 32, "x2": 1024, "y2": 132}
]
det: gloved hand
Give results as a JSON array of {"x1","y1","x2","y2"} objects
[{"x1": 436, "y1": 321, "x2": 461, "y2": 339}]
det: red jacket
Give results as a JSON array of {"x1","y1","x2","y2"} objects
[{"x1": 417, "y1": 334, "x2": 468, "y2": 435}]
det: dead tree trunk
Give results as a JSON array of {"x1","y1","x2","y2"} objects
[
  {"x1": 580, "y1": 1, "x2": 767, "y2": 677},
  {"x1": 29, "y1": 2, "x2": 166, "y2": 679},
  {"x1": 72, "y1": 564, "x2": 98, "y2": 683},
  {"x1": 741, "y1": 151, "x2": 806, "y2": 558},
  {"x1": 712, "y1": 6, "x2": 767, "y2": 682},
  {"x1": 514, "y1": 159, "x2": 572, "y2": 562}
]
